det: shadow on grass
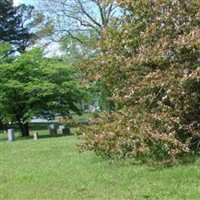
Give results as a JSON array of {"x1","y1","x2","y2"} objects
[
  {"x1": 36, "y1": 133, "x2": 73, "y2": 140},
  {"x1": 86, "y1": 151, "x2": 200, "y2": 169},
  {"x1": 145, "y1": 152, "x2": 200, "y2": 170}
]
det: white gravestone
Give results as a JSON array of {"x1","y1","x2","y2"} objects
[
  {"x1": 58, "y1": 125, "x2": 65, "y2": 132},
  {"x1": 33, "y1": 132, "x2": 38, "y2": 140},
  {"x1": 48, "y1": 124, "x2": 55, "y2": 129},
  {"x1": 8, "y1": 129, "x2": 15, "y2": 141}
]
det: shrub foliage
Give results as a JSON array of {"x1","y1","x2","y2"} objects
[{"x1": 78, "y1": 0, "x2": 200, "y2": 164}]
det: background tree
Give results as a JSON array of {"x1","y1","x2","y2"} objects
[
  {"x1": 36, "y1": 0, "x2": 120, "y2": 111},
  {"x1": 0, "y1": 45, "x2": 86, "y2": 136},
  {"x1": 79, "y1": 0, "x2": 200, "y2": 164},
  {"x1": 38, "y1": 0, "x2": 118, "y2": 41},
  {"x1": 0, "y1": 0, "x2": 52, "y2": 53},
  {"x1": 0, "y1": 0, "x2": 33, "y2": 52},
  {"x1": 0, "y1": 0, "x2": 54, "y2": 131},
  {"x1": 0, "y1": 42, "x2": 13, "y2": 131}
]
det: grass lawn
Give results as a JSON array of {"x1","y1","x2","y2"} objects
[{"x1": 0, "y1": 127, "x2": 200, "y2": 200}]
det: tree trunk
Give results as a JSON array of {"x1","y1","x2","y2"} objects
[
  {"x1": 19, "y1": 121, "x2": 30, "y2": 137},
  {"x1": 0, "y1": 118, "x2": 8, "y2": 131},
  {"x1": 22, "y1": 122, "x2": 29, "y2": 137}
]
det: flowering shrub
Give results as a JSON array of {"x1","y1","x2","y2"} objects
[
  {"x1": 78, "y1": 110, "x2": 191, "y2": 165},
  {"x1": 78, "y1": 0, "x2": 200, "y2": 165}
]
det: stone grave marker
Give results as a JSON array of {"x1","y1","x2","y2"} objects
[
  {"x1": 8, "y1": 129, "x2": 15, "y2": 141},
  {"x1": 62, "y1": 127, "x2": 71, "y2": 135},
  {"x1": 49, "y1": 128, "x2": 57, "y2": 136},
  {"x1": 48, "y1": 124, "x2": 55, "y2": 129},
  {"x1": 33, "y1": 132, "x2": 38, "y2": 140},
  {"x1": 58, "y1": 125, "x2": 65, "y2": 133}
]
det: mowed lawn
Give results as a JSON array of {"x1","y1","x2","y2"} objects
[{"x1": 0, "y1": 128, "x2": 200, "y2": 200}]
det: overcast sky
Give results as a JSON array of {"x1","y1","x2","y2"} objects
[
  {"x1": 13, "y1": 0, "x2": 35, "y2": 6},
  {"x1": 13, "y1": 0, "x2": 23, "y2": 5}
]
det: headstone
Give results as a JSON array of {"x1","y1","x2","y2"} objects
[
  {"x1": 33, "y1": 132, "x2": 38, "y2": 140},
  {"x1": 79, "y1": 119, "x2": 89, "y2": 125},
  {"x1": 62, "y1": 128, "x2": 71, "y2": 135},
  {"x1": 48, "y1": 124, "x2": 55, "y2": 129},
  {"x1": 58, "y1": 125, "x2": 65, "y2": 132},
  {"x1": 49, "y1": 128, "x2": 57, "y2": 136},
  {"x1": 8, "y1": 129, "x2": 15, "y2": 141}
]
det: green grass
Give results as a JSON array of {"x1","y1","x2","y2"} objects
[
  {"x1": 0, "y1": 128, "x2": 200, "y2": 200},
  {"x1": 71, "y1": 112, "x2": 94, "y2": 120}
]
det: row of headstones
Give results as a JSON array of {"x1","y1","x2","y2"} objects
[
  {"x1": 48, "y1": 124, "x2": 71, "y2": 137},
  {"x1": 6, "y1": 124, "x2": 71, "y2": 142}
]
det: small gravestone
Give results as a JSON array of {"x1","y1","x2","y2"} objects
[
  {"x1": 48, "y1": 124, "x2": 55, "y2": 129},
  {"x1": 62, "y1": 127, "x2": 71, "y2": 135},
  {"x1": 49, "y1": 128, "x2": 57, "y2": 136},
  {"x1": 33, "y1": 132, "x2": 38, "y2": 140},
  {"x1": 58, "y1": 125, "x2": 65, "y2": 132},
  {"x1": 8, "y1": 129, "x2": 15, "y2": 141},
  {"x1": 79, "y1": 119, "x2": 89, "y2": 125}
]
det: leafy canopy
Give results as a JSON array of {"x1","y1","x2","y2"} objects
[{"x1": 0, "y1": 44, "x2": 86, "y2": 136}]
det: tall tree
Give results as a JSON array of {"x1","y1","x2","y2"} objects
[
  {"x1": 0, "y1": 42, "x2": 13, "y2": 131},
  {"x1": 0, "y1": 0, "x2": 52, "y2": 53},
  {"x1": 38, "y1": 0, "x2": 118, "y2": 42},
  {"x1": 0, "y1": 45, "x2": 86, "y2": 136},
  {"x1": 0, "y1": 0, "x2": 52, "y2": 131},
  {"x1": 37, "y1": 0, "x2": 120, "y2": 111},
  {"x1": 0, "y1": 0, "x2": 33, "y2": 52}
]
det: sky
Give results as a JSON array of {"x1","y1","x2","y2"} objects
[
  {"x1": 13, "y1": 0, "x2": 23, "y2": 5},
  {"x1": 13, "y1": 0, "x2": 61, "y2": 57},
  {"x1": 13, "y1": 0, "x2": 35, "y2": 6}
]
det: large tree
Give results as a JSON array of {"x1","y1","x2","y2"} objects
[
  {"x1": 0, "y1": 44, "x2": 86, "y2": 136},
  {"x1": 0, "y1": 0, "x2": 34, "y2": 52},
  {"x1": 0, "y1": 0, "x2": 52, "y2": 53},
  {"x1": 37, "y1": 0, "x2": 119, "y2": 69},
  {"x1": 38, "y1": 0, "x2": 118, "y2": 41},
  {"x1": 37, "y1": 0, "x2": 120, "y2": 111},
  {"x1": 0, "y1": 0, "x2": 55, "y2": 131}
]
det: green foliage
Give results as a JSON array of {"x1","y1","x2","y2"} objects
[
  {"x1": 0, "y1": 42, "x2": 13, "y2": 63},
  {"x1": 78, "y1": 0, "x2": 200, "y2": 165},
  {"x1": 39, "y1": 0, "x2": 120, "y2": 111},
  {"x1": 0, "y1": 0, "x2": 35, "y2": 52},
  {"x1": 0, "y1": 47, "x2": 86, "y2": 136},
  {"x1": 0, "y1": 0, "x2": 52, "y2": 53}
]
